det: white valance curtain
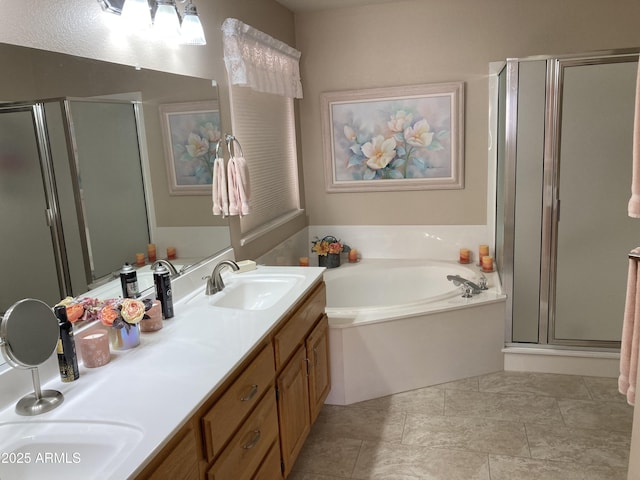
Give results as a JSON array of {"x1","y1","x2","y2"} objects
[{"x1": 221, "y1": 18, "x2": 303, "y2": 99}]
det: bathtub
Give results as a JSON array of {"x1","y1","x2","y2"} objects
[{"x1": 323, "y1": 259, "x2": 507, "y2": 405}]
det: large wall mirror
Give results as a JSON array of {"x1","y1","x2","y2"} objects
[{"x1": 0, "y1": 43, "x2": 230, "y2": 321}]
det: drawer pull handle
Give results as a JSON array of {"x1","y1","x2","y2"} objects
[
  {"x1": 240, "y1": 384, "x2": 259, "y2": 402},
  {"x1": 243, "y1": 429, "x2": 261, "y2": 449}
]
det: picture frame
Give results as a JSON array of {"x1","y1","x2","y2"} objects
[
  {"x1": 321, "y1": 82, "x2": 464, "y2": 192},
  {"x1": 159, "y1": 101, "x2": 221, "y2": 195}
]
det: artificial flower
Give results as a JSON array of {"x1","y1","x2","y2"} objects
[
  {"x1": 65, "y1": 303, "x2": 85, "y2": 323},
  {"x1": 312, "y1": 236, "x2": 347, "y2": 256},
  {"x1": 99, "y1": 305, "x2": 120, "y2": 327},
  {"x1": 120, "y1": 299, "x2": 146, "y2": 324}
]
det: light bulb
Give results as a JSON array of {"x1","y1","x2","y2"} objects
[
  {"x1": 121, "y1": 0, "x2": 152, "y2": 30},
  {"x1": 180, "y1": 3, "x2": 206, "y2": 45},
  {"x1": 154, "y1": 1, "x2": 181, "y2": 41}
]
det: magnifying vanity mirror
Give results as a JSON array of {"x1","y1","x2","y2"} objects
[{"x1": 0, "y1": 299, "x2": 63, "y2": 415}]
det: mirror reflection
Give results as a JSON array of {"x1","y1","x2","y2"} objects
[{"x1": 0, "y1": 43, "x2": 230, "y2": 317}]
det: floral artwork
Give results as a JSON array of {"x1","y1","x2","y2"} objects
[
  {"x1": 159, "y1": 101, "x2": 221, "y2": 195},
  {"x1": 321, "y1": 83, "x2": 464, "y2": 192}
]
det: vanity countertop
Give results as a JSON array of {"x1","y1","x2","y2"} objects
[{"x1": 0, "y1": 265, "x2": 325, "y2": 480}]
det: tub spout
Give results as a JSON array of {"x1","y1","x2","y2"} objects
[{"x1": 446, "y1": 275, "x2": 483, "y2": 295}]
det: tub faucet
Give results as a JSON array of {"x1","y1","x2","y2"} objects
[
  {"x1": 446, "y1": 274, "x2": 483, "y2": 296},
  {"x1": 151, "y1": 259, "x2": 179, "y2": 276},
  {"x1": 205, "y1": 260, "x2": 239, "y2": 295}
]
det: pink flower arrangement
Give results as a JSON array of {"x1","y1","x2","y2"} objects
[
  {"x1": 57, "y1": 296, "x2": 153, "y2": 332},
  {"x1": 311, "y1": 236, "x2": 347, "y2": 256}
]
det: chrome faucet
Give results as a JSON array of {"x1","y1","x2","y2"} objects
[
  {"x1": 205, "y1": 260, "x2": 239, "y2": 295},
  {"x1": 446, "y1": 274, "x2": 484, "y2": 297},
  {"x1": 151, "y1": 259, "x2": 179, "y2": 276}
]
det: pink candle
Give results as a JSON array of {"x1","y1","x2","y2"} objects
[
  {"x1": 481, "y1": 255, "x2": 494, "y2": 272},
  {"x1": 140, "y1": 302, "x2": 163, "y2": 332},
  {"x1": 166, "y1": 246, "x2": 177, "y2": 260},
  {"x1": 459, "y1": 248, "x2": 470, "y2": 264},
  {"x1": 78, "y1": 329, "x2": 110, "y2": 368},
  {"x1": 147, "y1": 243, "x2": 156, "y2": 263},
  {"x1": 135, "y1": 252, "x2": 145, "y2": 266},
  {"x1": 299, "y1": 257, "x2": 309, "y2": 267},
  {"x1": 478, "y1": 245, "x2": 489, "y2": 265},
  {"x1": 348, "y1": 249, "x2": 359, "y2": 263}
]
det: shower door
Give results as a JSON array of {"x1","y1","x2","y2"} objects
[
  {"x1": 545, "y1": 57, "x2": 639, "y2": 346},
  {"x1": 0, "y1": 104, "x2": 67, "y2": 312}
]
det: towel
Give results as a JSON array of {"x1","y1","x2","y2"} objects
[
  {"x1": 212, "y1": 156, "x2": 229, "y2": 217},
  {"x1": 227, "y1": 155, "x2": 250, "y2": 216},
  {"x1": 628, "y1": 64, "x2": 640, "y2": 217},
  {"x1": 619, "y1": 247, "x2": 640, "y2": 405}
]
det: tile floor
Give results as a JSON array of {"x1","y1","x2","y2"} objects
[{"x1": 289, "y1": 371, "x2": 634, "y2": 480}]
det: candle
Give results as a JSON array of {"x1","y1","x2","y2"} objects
[
  {"x1": 140, "y1": 301, "x2": 163, "y2": 332},
  {"x1": 481, "y1": 255, "x2": 494, "y2": 272},
  {"x1": 78, "y1": 330, "x2": 110, "y2": 368},
  {"x1": 166, "y1": 246, "x2": 177, "y2": 260},
  {"x1": 348, "y1": 249, "x2": 359, "y2": 263},
  {"x1": 135, "y1": 252, "x2": 145, "y2": 266},
  {"x1": 147, "y1": 243, "x2": 156, "y2": 263},
  {"x1": 459, "y1": 248, "x2": 470, "y2": 264},
  {"x1": 299, "y1": 257, "x2": 309, "y2": 267},
  {"x1": 478, "y1": 245, "x2": 489, "y2": 265}
]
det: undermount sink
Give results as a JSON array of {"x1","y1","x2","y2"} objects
[
  {"x1": 189, "y1": 273, "x2": 305, "y2": 311},
  {"x1": 0, "y1": 420, "x2": 144, "y2": 479}
]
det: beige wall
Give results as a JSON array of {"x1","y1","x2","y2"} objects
[{"x1": 295, "y1": 0, "x2": 640, "y2": 226}]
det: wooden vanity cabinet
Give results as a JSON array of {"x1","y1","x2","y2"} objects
[
  {"x1": 274, "y1": 283, "x2": 330, "y2": 477},
  {"x1": 136, "y1": 280, "x2": 328, "y2": 480}
]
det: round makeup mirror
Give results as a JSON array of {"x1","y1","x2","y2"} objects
[{"x1": 0, "y1": 298, "x2": 64, "y2": 415}]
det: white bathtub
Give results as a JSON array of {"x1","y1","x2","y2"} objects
[{"x1": 323, "y1": 259, "x2": 507, "y2": 405}]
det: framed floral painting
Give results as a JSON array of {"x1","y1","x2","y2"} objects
[
  {"x1": 159, "y1": 101, "x2": 221, "y2": 195},
  {"x1": 321, "y1": 82, "x2": 464, "y2": 192}
]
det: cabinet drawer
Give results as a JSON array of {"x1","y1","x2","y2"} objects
[
  {"x1": 202, "y1": 343, "x2": 275, "y2": 462},
  {"x1": 274, "y1": 283, "x2": 326, "y2": 370},
  {"x1": 253, "y1": 442, "x2": 283, "y2": 480},
  {"x1": 207, "y1": 391, "x2": 279, "y2": 480}
]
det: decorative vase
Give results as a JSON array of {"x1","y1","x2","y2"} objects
[
  {"x1": 109, "y1": 323, "x2": 140, "y2": 350},
  {"x1": 318, "y1": 253, "x2": 341, "y2": 269}
]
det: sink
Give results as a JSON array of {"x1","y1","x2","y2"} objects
[
  {"x1": 187, "y1": 274, "x2": 305, "y2": 311},
  {"x1": 0, "y1": 420, "x2": 144, "y2": 479}
]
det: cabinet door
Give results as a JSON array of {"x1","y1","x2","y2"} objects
[
  {"x1": 277, "y1": 346, "x2": 311, "y2": 477},
  {"x1": 139, "y1": 422, "x2": 199, "y2": 480},
  {"x1": 306, "y1": 315, "x2": 330, "y2": 424}
]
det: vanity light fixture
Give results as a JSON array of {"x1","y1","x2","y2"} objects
[{"x1": 99, "y1": 0, "x2": 207, "y2": 45}]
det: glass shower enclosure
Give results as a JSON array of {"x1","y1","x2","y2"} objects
[
  {"x1": 0, "y1": 99, "x2": 149, "y2": 313},
  {"x1": 496, "y1": 49, "x2": 640, "y2": 349}
]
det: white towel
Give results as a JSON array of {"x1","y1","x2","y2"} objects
[
  {"x1": 619, "y1": 247, "x2": 640, "y2": 405},
  {"x1": 628, "y1": 64, "x2": 640, "y2": 217},
  {"x1": 227, "y1": 155, "x2": 250, "y2": 217},
  {"x1": 212, "y1": 156, "x2": 229, "y2": 217}
]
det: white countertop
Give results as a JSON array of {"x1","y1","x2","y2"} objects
[{"x1": 0, "y1": 265, "x2": 324, "y2": 480}]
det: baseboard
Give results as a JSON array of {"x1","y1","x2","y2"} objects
[{"x1": 503, "y1": 346, "x2": 620, "y2": 378}]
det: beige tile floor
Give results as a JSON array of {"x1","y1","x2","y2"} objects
[{"x1": 289, "y1": 371, "x2": 634, "y2": 480}]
